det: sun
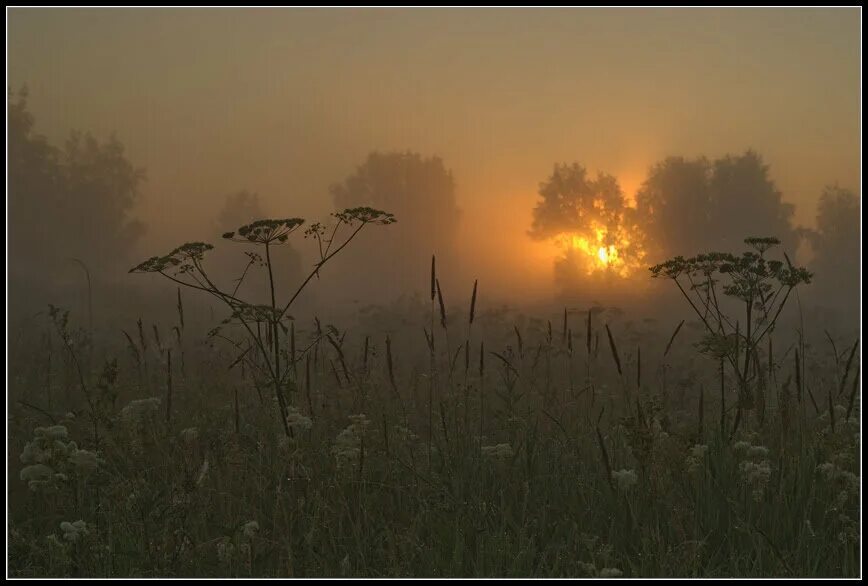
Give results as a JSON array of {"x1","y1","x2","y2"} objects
[{"x1": 552, "y1": 223, "x2": 641, "y2": 278}]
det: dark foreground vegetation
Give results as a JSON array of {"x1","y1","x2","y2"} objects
[{"x1": 7, "y1": 228, "x2": 860, "y2": 578}]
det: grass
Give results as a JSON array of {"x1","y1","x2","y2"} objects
[{"x1": 6, "y1": 241, "x2": 861, "y2": 577}]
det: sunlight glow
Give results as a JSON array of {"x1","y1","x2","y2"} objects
[{"x1": 553, "y1": 221, "x2": 641, "y2": 278}]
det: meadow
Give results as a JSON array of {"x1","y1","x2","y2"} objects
[{"x1": 6, "y1": 226, "x2": 861, "y2": 578}]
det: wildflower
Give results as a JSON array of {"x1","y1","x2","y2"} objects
[
  {"x1": 739, "y1": 459, "x2": 772, "y2": 501},
  {"x1": 332, "y1": 415, "x2": 371, "y2": 470},
  {"x1": 20, "y1": 464, "x2": 65, "y2": 491},
  {"x1": 817, "y1": 462, "x2": 837, "y2": 480},
  {"x1": 20, "y1": 441, "x2": 51, "y2": 465},
  {"x1": 481, "y1": 443, "x2": 514, "y2": 461},
  {"x1": 242, "y1": 521, "x2": 259, "y2": 539},
  {"x1": 216, "y1": 539, "x2": 234, "y2": 563},
  {"x1": 599, "y1": 568, "x2": 623, "y2": 577},
  {"x1": 120, "y1": 397, "x2": 161, "y2": 423},
  {"x1": 746, "y1": 445, "x2": 769, "y2": 459},
  {"x1": 60, "y1": 520, "x2": 89, "y2": 543},
  {"x1": 839, "y1": 470, "x2": 859, "y2": 491},
  {"x1": 732, "y1": 440, "x2": 751, "y2": 453},
  {"x1": 686, "y1": 444, "x2": 708, "y2": 474},
  {"x1": 179, "y1": 427, "x2": 199, "y2": 445},
  {"x1": 68, "y1": 448, "x2": 100, "y2": 475},
  {"x1": 612, "y1": 469, "x2": 638, "y2": 491},
  {"x1": 333, "y1": 429, "x2": 362, "y2": 469},
  {"x1": 36, "y1": 425, "x2": 70, "y2": 441},
  {"x1": 285, "y1": 407, "x2": 313, "y2": 432},
  {"x1": 348, "y1": 413, "x2": 371, "y2": 428},
  {"x1": 393, "y1": 425, "x2": 418, "y2": 443}
]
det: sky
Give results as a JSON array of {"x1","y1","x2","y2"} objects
[{"x1": 7, "y1": 7, "x2": 862, "y2": 300}]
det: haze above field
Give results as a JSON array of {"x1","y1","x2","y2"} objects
[{"x1": 7, "y1": 7, "x2": 861, "y2": 309}]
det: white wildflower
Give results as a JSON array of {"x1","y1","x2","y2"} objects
[
  {"x1": 816, "y1": 462, "x2": 837, "y2": 480},
  {"x1": 120, "y1": 397, "x2": 161, "y2": 423},
  {"x1": 732, "y1": 440, "x2": 751, "y2": 453},
  {"x1": 333, "y1": 415, "x2": 370, "y2": 470},
  {"x1": 481, "y1": 443, "x2": 514, "y2": 461},
  {"x1": 242, "y1": 520, "x2": 259, "y2": 539},
  {"x1": 68, "y1": 448, "x2": 100, "y2": 475},
  {"x1": 179, "y1": 427, "x2": 199, "y2": 445},
  {"x1": 36, "y1": 425, "x2": 70, "y2": 441},
  {"x1": 599, "y1": 567, "x2": 623, "y2": 578},
  {"x1": 60, "y1": 520, "x2": 89, "y2": 543},
  {"x1": 285, "y1": 406, "x2": 313, "y2": 432},
  {"x1": 216, "y1": 539, "x2": 234, "y2": 563},
  {"x1": 739, "y1": 459, "x2": 772, "y2": 501},
  {"x1": 612, "y1": 469, "x2": 638, "y2": 491},
  {"x1": 20, "y1": 464, "x2": 64, "y2": 491},
  {"x1": 393, "y1": 425, "x2": 418, "y2": 443},
  {"x1": 746, "y1": 445, "x2": 769, "y2": 459}
]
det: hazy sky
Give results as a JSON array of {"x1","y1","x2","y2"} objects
[{"x1": 7, "y1": 7, "x2": 861, "y2": 299}]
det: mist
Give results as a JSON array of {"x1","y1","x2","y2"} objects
[
  {"x1": 6, "y1": 7, "x2": 862, "y2": 579},
  {"x1": 8, "y1": 8, "x2": 861, "y2": 314}
]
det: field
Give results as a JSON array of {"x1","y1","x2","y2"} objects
[{"x1": 6, "y1": 266, "x2": 861, "y2": 578}]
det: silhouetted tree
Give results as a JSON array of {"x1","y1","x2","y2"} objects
[
  {"x1": 8, "y1": 89, "x2": 145, "y2": 313},
  {"x1": 330, "y1": 151, "x2": 460, "y2": 299},
  {"x1": 708, "y1": 150, "x2": 797, "y2": 253},
  {"x1": 804, "y1": 184, "x2": 860, "y2": 314},
  {"x1": 529, "y1": 163, "x2": 645, "y2": 285},
  {"x1": 637, "y1": 150, "x2": 799, "y2": 262},
  {"x1": 635, "y1": 156, "x2": 712, "y2": 261},
  {"x1": 216, "y1": 190, "x2": 265, "y2": 234}
]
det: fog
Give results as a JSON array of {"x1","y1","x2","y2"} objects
[
  {"x1": 7, "y1": 7, "x2": 861, "y2": 322},
  {"x1": 6, "y1": 9, "x2": 863, "y2": 578}
]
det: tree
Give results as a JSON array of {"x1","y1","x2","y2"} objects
[
  {"x1": 8, "y1": 89, "x2": 146, "y2": 314},
  {"x1": 805, "y1": 185, "x2": 860, "y2": 313},
  {"x1": 330, "y1": 151, "x2": 461, "y2": 299},
  {"x1": 216, "y1": 190, "x2": 265, "y2": 234},
  {"x1": 529, "y1": 163, "x2": 645, "y2": 284},
  {"x1": 635, "y1": 156, "x2": 712, "y2": 261},
  {"x1": 708, "y1": 151, "x2": 797, "y2": 253},
  {"x1": 637, "y1": 150, "x2": 799, "y2": 263}
]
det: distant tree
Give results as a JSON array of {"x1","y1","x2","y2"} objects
[
  {"x1": 8, "y1": 89, "x2": 145, "y2": 312},
  {"x1": 804, "y1": 185, "x2": 860, "y2": 312},
  {"x1": 529, "y1": 163, "x2": 645, "y2": 282},
  {"x1": 60, "y1": 131, "x2": 146, "y2": 267},
  {"x1": 708, "y1": 150, "x2": 797, "y2": 253},
  {"x1": 216, "y1": 190, "x2": 265, "y2": 234},
  {"x1": 330, "y1": 151, "x2": 461, "y2": 298},
  {"x1": 635, "y1": 156, "x2": 712, "y2": 261},
  {"x1": 637, "y1": 150, "x2": 799, "y2": 262},
  {"x1": 8, "y1": 89, "x2": 60, "y2": 273}
]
